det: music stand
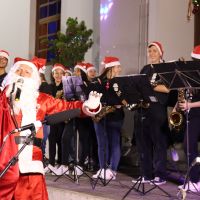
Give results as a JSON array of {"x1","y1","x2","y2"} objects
[
  {"x1": 105, "y1": 74, "x2": 171, "y2": 199},
  {"x1": 88, "y1": 75, "x2": 151, "y2": 189},
  {"x1": 153, "y1": 60, "x2": 200, "y2": 197},
  {"x1": 59, "y1": 76, "x2": 94, "y2": 185},
  {"x1": 110, "y1": 74, "x2": 158, "y2": 106}
]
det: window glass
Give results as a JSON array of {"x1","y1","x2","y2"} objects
[
  {"x1": 40, "y1": 6, "x2": 48, "y2": 19},
  {"x1": 49, "y1": 3, "x2": 57, "y2": 16},
  {"x1": 48, "y1": 21, "x2": 57, "y2": 34},
  {"x1": 36, "y1": 0, "x2": 61, "y2": 62}
]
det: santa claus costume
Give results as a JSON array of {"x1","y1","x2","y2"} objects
[{"x1": 0, "y1": 57, "x2": 102, "y2": 200}]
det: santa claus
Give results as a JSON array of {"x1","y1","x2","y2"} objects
[{"x1": 0, "y1": 57, "x2": 102, "y2": 200}]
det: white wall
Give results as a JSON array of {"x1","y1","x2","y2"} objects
[
  {"x1": 148, "y1": 0, "x2": 194, "y2": 62},
  {"x1": 0, "y1": 0, "x2": 32, "y2": 70},
  {"x1": 100, "y1": 0, "x2": 148, "y2": 74},
  {"x1": 61, "y1": 0, "x2": 96, "y2": 64}
]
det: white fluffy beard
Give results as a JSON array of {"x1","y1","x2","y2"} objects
[{"x1": 10, "y1": 75, "x2": 39, "y2": 135}]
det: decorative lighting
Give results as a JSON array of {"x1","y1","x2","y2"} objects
[{"x1": 100, "y1": 0, "x2": 114, "y2": 21}]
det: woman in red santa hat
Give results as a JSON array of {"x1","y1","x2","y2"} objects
[
  {"x1": 0, "y1": 57, "x2": 102, "y2": 200},
  {"x1": 132, "y1": 41, "x2": 170, "y2": 185},
  {"x1": 86, "y1": 62, "x2": 97, "y2": 81},
  {"x1": 92, "y1": 56, "x2": 125, "y2": 180},
  {"x1": 47, "y1": 63, "x2": 66, "y2": 172}
]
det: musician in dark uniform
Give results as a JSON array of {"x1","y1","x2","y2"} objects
[
  {"x1": 47, "y1": 63, "x2": 66, "y2": 170},
  {"x1": 0, "y1": 50, "x2": 9, "y2": 86},
  {"x1": 132, "y1": 42, "x2": 170, "y2": 185},
  {"x1": 177, "y1": 45, "x2": 200, "y2": 192},
  {"x1": 92, "y1": 56, "x2": 125, "y2": 180}
]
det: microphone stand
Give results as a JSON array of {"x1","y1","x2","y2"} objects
[
  {"x1": 0, "y1": 125, "x2": 36, "y2": 178},
  {"x1": 122, "y1": 101, "x2": 172, "y2": 199},
  {"x1": 177, "y1": 89, "x2": 200, "y2": 198},
  {"x1": 177, "y1": 161, "x2": 200, "y2": 199}
]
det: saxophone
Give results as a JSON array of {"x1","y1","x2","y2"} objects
[
  {"x1": 92, "y1": 106, "x2": 116, "y2": 122},
  {"x1": 169, "y1": 89, "x2": 185, "y2": 132}
]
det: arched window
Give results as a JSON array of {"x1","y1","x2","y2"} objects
[{"x1": 35, "y1": 0, "x2": 61, "y2": 61}]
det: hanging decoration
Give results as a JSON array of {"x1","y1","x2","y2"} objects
[{"x1": 187, "y1": 0, "x2": 200, "y2": 20}]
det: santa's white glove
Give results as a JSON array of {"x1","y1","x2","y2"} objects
[{"x1": 82, "y1": 91, "x2": 102, "y2": 116}]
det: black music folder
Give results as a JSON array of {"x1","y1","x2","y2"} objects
[
  {"x1": 152, "y1": 60, "x2": 200, "y2": 90},
  {"x1": 110, "y1": 74, "x2": 158, "y2": 105}
]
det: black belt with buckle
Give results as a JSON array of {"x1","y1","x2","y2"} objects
[{"x1": 15, "y1": 136, "x2": 42, "y2": 149}]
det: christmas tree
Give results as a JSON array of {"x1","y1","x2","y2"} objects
[
  {"x1": 192, "y1": 0, "x2": 200, "y2": 14},
  {"x1": 47, "y1": 17, "x2": 93, "y2": 68}
]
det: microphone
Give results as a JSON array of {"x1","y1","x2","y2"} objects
[
  {"x1": 191, "y1": 157, "x2": 200, "y2": 167},
  {"x1": 11, "y1": 121, "x2": 43, "y2": 134},
  {"x1": 15, "y1": 79, "x2": 24, "y2": 101}
]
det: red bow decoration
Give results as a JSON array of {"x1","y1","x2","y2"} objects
[{"x1": 32, "y1": 56, "x2": 46, "y2": 69}]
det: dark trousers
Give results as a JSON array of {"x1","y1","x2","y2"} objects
[
  {"x1": 76, "y1": 117, "x2": 98, "y2": 165},
  {"x1": 61, "y1": 120, "x2": 75, "y2": 165},
  {"x1": 60, "y1": 117, "x2": 97, "y2": 166},
  {"x1": 48, "y1": 123, "x2": 65, "y2": 166},
  {"x1": 76, "y1": 118, "x2": 91, "y2": 165},
  {"x1": 42, "y1": 124, "x2": 50, "y2": 155},
  {"x1": 135, "y1": 103, "x2": 168, "y2": 179},
  {"x1": 94, "y1": 119, "x2": 123, "y2": 171},
  {"x1": 184, "y1": 117, "x2": 200, "y2": 183}
]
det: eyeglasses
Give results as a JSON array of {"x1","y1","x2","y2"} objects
[{"x1": 0, "y1": 56, "x2": 8, "y2": 61}]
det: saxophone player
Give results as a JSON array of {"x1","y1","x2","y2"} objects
[
  {"x1": 132, "y1": 42, "x2": 170, "y2": 185},
  {"x1": 92, "y1": 56, "x2": 125, "y2": 180},
  {"x1": 177, "y1": 45, "x2": 200, "y2": 192}
]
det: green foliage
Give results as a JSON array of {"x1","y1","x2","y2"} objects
[
  {"x1": 48, "y1": 17, "x2": 93, "y2": 67},
  {"x1": 192, "y1": 0, "x2": 200, "y2": 14},
  {"x1": 193, "y1": 0, "x2": 200, "y2": 6}
]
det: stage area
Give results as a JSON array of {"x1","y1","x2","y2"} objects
[{"x1": 46, "y1": 164, "x2": 199, "y2": 200}]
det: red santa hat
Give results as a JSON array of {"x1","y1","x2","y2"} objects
[
  {"x1": 9, "y1": 57, "x2": 46, "y2": 87},
  {"x1": 52, "y1": 63, "x2": 66, "y2": 73},
  {"x1": 86, "y1": 63, "x2": 96, "y2": 72},
  {"x1": 148, "y1": 41, "x2": 164, "y2": 57},
  {"x1": 0, "y1": 50, "x2": 9, "y2": 60},
  {"x1": 65, "y1": 66, "x2": 72, "y2": 75},
  {"x1": 32, "y1": 56, "x2": 46, "y2": 74},
  {"x1": 74, "y1": 62, "x2": 87, "y2": 73},
  {"x1": 102, "y1": 56, "x2": 120, "y2": 68},
  {"x1": 191, "y1": 45, "x2": 200, "y2": 59},
  {"x1": 14, "y1": 57, "x2": 46, "y2": 72}
]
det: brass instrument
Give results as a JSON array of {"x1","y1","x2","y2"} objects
[
  {"x1": 93, "y1": 101, "x2": 150, "y2": 122},
  {"x1": 169, "y1": 89, "x2": 185, "y2": 132},
  {"x1": 55, "y1": 90, "x2": 64, "y2": 99},
  {"x1": 92, "y1": 106, "x2": 116, "y2": 122}
]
